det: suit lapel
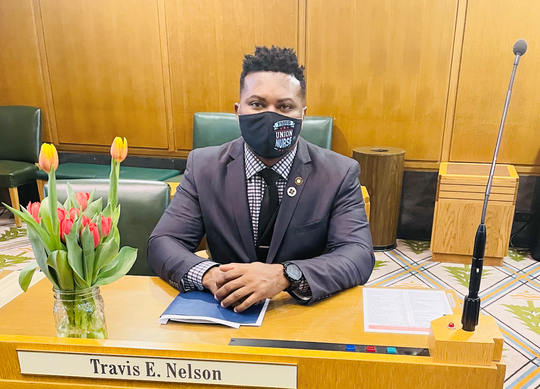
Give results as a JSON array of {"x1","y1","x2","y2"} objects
[
  {"x1": 266, "y1": 139, "x2": 312, "y2": 263},
  {"x1": 226, "y1": 140, "x2": 257, "y2": 262}
]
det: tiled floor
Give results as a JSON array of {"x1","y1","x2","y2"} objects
[
  {"x1": 368, "y1": 240, "x2": 540, "y2": 389},
  {"x1": 1, "y1": 208, "x2": 539, "y2": 388}
]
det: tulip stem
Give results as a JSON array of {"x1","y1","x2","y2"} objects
[
  {"x1": 48, "y1": 166, "x2": 62, "y2": 250},
  {"x1": 108, "y1": 160, "x2": 119, "y2": 210}
]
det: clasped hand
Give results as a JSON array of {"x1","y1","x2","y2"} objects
[{"x1": 202, "y1": 262, "x2": 290, "y2": 313}]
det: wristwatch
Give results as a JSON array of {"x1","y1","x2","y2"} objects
[{"x1": 282, "y1": 262, "x2": 303, "y2": 291}]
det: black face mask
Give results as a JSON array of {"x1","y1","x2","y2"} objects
[{"x1": 239, "y1": 111, "x2": 303, "y2": 159}]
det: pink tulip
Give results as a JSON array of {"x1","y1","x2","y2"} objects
[
  {"x1": 68, "y1": 207, "x2": 80, "y2": 220},
  {"x1": 80, "y1": 222, "x2": 100, "y2": 249},
  {"x1": 57, "y1": 208, "x2": 67, "y2": 220},
  {"x1": 59, "y1": 218, "x2": 73, "y2": 243},
  {"x1": 81, "y1": 215, "x2": 92, "y2": 228},
  {"x1": 27, "y1": 201, "x2": 41, "y2": 224},
  {"x1": 88, "y1": 223, "x2": 100, "y2": 249},
  {"x1": 100, "y1": 215, "x2": 112, "y2": 237},
  {"x1": 75, "y1": 192, "x2": 90, "y2": 211}
]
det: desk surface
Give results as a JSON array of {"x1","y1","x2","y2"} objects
[
  {"x1": 0, "y1": 275, "x2": 507, "y2": 389},
  {"x1": 0, "y1": 275, "x2": 461, "y2": 350}
]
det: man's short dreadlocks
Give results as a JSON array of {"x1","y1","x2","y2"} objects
[{"x1": 240, "y1": 46, "x2": 306, "y2": 99}]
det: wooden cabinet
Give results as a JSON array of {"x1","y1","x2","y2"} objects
[{"x1": 431, "y1": 163, "x2": 519, "y2": 266}]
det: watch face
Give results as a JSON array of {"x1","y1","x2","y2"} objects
[{"x1": 286, "y1": 263, "x2": 302, "y2": 281}]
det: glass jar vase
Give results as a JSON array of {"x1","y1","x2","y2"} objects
[{"x1": 53, "y1": 287, "x2": 108, "y2": 339}]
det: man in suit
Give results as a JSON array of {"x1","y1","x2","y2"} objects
[{"x1": 148, "y1": 46, "x2": 374, "y2": 312}]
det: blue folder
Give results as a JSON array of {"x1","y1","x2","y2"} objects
[{"x1": 159, "y1": 291, "x2": 269, "y2": 329}]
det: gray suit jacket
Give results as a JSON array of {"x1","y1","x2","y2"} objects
[{"x1": 148, "y1": 137, "x2": 375, "y2": 303}]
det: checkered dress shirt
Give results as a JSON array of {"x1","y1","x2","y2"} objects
[{"x1": 182, "y1": 142, "x2": 311, "y2": 299}]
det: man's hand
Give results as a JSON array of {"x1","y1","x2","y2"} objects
[
  {"x1": 214, "y1": 263, "x2": 290, "y2": 313},
  {"x1": 201, "y1": 266, "x2": 225, "y2": 295}
]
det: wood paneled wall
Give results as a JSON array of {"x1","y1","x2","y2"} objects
[
  {"x1": 450, "y1": 0, "x2": 540, "y2": 170},
  {"x1": 40, "y1": 0, "x2": 169, "y2": 149},
  {"x1": 0, "y1": 0, "x2": 50, "y2": 140},
  {"x1": 1, "y1": 0, "x2": 539, "y2": 173},
  {"x1": 306, "y1": 0, "x2": 457, "y2": 163},
  {"x1": 166, "y1": 0, "x2": 299, "y2": 150}
]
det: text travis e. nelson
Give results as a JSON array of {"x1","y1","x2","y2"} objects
[{"x1": 89, "y1": 359, "x2": 223, "y2": 382}]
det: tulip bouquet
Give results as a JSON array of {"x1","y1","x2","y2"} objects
[{"x1": 2, "y1": 137, "x2": 137, "y2": 338}]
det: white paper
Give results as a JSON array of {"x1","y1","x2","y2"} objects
[{"x1": 363, "y1": 288, "x2": 453, "y2": 335}]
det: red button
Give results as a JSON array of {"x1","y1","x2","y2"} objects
[
  {"x1": 448, "y1": 322, "x2": 455, "y2": 329},
  {"x1": 366, "y1": 346, "x2": 376, "y2": 353}
]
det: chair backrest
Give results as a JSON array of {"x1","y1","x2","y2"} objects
[
  {"x1": 193, "y1": 112, "x2": 333, "y2": 149},
  {"x1": 0, "y1": 106, "x2": 41, "y2": 163},
  {"x1": 46, "y1": 179, "x2": 170, "y2": 276}
]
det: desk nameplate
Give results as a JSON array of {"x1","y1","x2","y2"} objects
[{"x1": 17, "y1": 350, "x2": 297, "y2": 388}]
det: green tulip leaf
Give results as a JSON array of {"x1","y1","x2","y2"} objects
[
  {"x1": 46, "y1": 250, "x2": 74, "y2": 291},
  {"x1": 25, "y1": 225, "x2": 58, "y2": 289},
  {"x1": 102, "y1": 203, "x2": 112, "y2": 218},
  {"x1": 39, "y1": 196, "x2": 53, "y2": 232},
  {"x1": 90, "y1": 214, "x2": 100, "y2": 225},
  {"x1": 1, "y1": 203, "x2": 56, "y2": 249},
  {"x1": 19, "y1": 261, "x2": 39, "y2": 292},
  {"x1": 92, "y1": 239, "x2": 119, "y2": 283},
  {"x1": 65, "y1": 229, "x2": 88, "y2": 289},
  {"x1": 100, "y1": 239, "x2": 120, "y2": 273},
  {"x1": 113, "y1": 204, "x2": 121, "y2": 224},
  {"x1": 66, "y1": 182, "x2": 79, "y2": 210},
  {"x1": 37, "y1": 197, "x2": 63, "y2": 250},
  {"x1": 83, "y1": 198, "x2": 103, "y2": 218},
  {"x1": 73, "y1": 215, "x2": 84, "y2": 236},
  {"x1": 81, "y1": 225, "x2": 96, "y2": 284},
  {"x1": 1, "y1": 202, "x2": 34, "y2": 226},
  {"x1": 88, "y1": 188, "x2": 97, "y2": 204},
  {"x1": 94, "y1": 246, "x2": 137, "y2": 287},
  {"x1": 112, "y1": 224, "x2": 120, "y2": 246}
]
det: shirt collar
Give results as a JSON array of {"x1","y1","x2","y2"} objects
[{"x1": 244, "y1": 142, "x2": 297, "y2": 180}]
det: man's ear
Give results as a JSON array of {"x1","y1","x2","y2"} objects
[{"x1": 234, "y1": 103, "x2": 240, "y2": 124}]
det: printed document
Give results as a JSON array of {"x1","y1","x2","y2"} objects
[{"x1": 363, "y1": 288, "x2": 454, "y2": 335}]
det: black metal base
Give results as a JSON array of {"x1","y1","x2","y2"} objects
[
  {"x1": 373, "y1": 243, "x2": 397, "y2": 252},
  {"x1": 462, "y1": 296, "x2": 481, "y2": 332}
]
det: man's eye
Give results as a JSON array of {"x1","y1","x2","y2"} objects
[
  {"x1": 281, "y1": 105, "x2": 293, "y2": 110},
  {"x1": 250, "y1": 102, "x2": 263, "y2": 108}
]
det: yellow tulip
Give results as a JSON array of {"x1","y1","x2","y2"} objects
[
  {"x1": 39, "y1": 143, "x2": 59, "y2": 173},
  {"x1": 110, "y1": 137, "x2": 128, "y2": 163}
]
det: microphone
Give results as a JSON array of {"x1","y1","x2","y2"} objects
[
  {"x1": 461, "y1": 39, "x2": 528, "y2": 332},
  {"x1": 513, "y1": 39, "x2": 528, "y2": 55}
]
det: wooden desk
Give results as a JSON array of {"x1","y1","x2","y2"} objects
[{"x1": 0, "y1": 276, "x2": 505, "y2": 388}]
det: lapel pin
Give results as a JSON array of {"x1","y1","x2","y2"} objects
[
  {"x1": 295, "y1": 177, "x2": 303, "y2": 185},
  {"x1": 287, "y1": 187, "x2": 297, "y2": 197}
]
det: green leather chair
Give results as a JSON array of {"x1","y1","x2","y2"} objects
[
  {"x1": 48, "y1": 179, "x2": 170, "y2": 276},
  {"x1": 193, "y1": 112, "x2": 333, "y2": 149},
  {"x1": 0, "y1": 106, "x2": 41, "y2": 227}
]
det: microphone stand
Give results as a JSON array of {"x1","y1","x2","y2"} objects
[{"x1": 461, "y1": 50, "x2": 524, "y2": 332}]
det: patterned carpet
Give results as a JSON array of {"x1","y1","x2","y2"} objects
[{"x1": 1, "y1": 207, "x2": 539, "y2": 388}]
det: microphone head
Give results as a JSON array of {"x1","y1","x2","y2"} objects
[{"x1": 513, "y1": 39, "x2": 528, "y2": 55}]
